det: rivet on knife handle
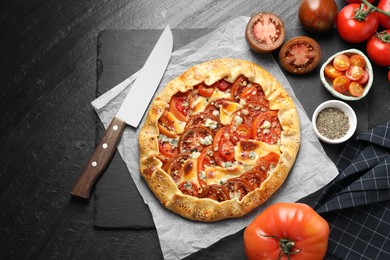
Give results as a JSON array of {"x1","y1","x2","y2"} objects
[{"x1": 71, "y1": 117, "x2": 126, "y2": 199}]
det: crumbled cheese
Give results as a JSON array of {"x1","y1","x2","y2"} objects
[
  {"x1": 191, "y1": 151, "x2": 201, "y2": 159},
  {"x1": 199, "y1": 135, "x2": 213, "y2": 145},
  {"x1": 261, "y1": 120, "x2": 271, "y2": 129},
  {"x1": 249, "y1": 151, "x2": 256, "y2": 160},
  {"x1": 199, "y1": 171, "x2": 206, "y2": 180},
  {"x1": 212, "y1": 110, "x2": 220, "y2": 117},
  {"x1": 221, "y1": 161, "x2": 233, "y2": 168},
  {"x1": 241, "y1": 109, "x2": 249, "y2": 115},
  {"x1": 204, "y1": 118, "x2": 218, "y2": 130},
  {"x1": 158, "y1": 134, "x2": 178, "y2": 147},
  {"x1": 234, "y1": 116, "x2": 243, "y2": 126}
]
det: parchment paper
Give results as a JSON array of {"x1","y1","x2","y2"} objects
[{"x1": 92, "y1": 16, "x2": 339, "y2": 260}]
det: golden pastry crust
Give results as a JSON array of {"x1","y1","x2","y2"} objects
[{"x1": 139, "y1": 58, "x2": 300, "y2": 222}]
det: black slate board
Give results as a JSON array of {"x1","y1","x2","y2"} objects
[{"x1": 94, "y1": 28, "x2": 375, "y2": 229}]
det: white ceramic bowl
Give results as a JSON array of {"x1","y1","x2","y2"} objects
[
  {"x1": 312, "y1": 100, "x2": 357, "y2": 144},
  {"x1": 320, "y1": 49, "x2": 373, "y2": 101}
]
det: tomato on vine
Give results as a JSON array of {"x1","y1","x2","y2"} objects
[
  {"x1": 336, "y1": 3, "x2": 379, "y2": 43},
  {"x1": 366, "y1": 30, "x2": 390, "y2": 67}
]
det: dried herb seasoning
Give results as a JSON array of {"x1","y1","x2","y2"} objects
[{"x1": 316, "y1": 107, "x2": 349, "y2": 140}]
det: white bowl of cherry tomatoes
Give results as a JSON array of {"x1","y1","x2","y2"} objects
[{"x1": 320, "y1": 49, "x2": 373, "y2": 101}]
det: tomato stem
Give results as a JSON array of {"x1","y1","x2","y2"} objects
[
  {"x1": 376, "y1": 30, "x2": 390, "y2": 43},
  {"x1": 260, "y1": 234, "x2": 301, "y2": 260},
  {"x1": 361, "y1": 0, "x2": 390, "y2": 18}
]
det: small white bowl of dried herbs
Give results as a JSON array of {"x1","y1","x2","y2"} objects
[{"x1": 312, "y1": 100, "x2": 357, "y2": 144}]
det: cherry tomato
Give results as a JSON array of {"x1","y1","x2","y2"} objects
[
  {"x1": 349, "y1": 81, "x2": 365, "y2": 96},
  {"x1": 169, "y1": 91, "x2": 190, "y2": 122},
  {"x1": 245, "y1": 12, "x2": 286, "y2": 53},
  {"x1": 178, "y1": 181, "x2": 198, "y2": 197},
  {"x1": 324, "y1": 64, "x2": 343, "y2": 78},
  {"x1": 377, "y1": 0, "x2": 390, "y2": 29},
  {"x1": 333, "y1": 75, "x2": 351, "y2": 93},
  {"x1": 333, "y1": 54, "x2": 351, "y2": 71},
  {"x1": 279, "y1": 36, "x2": 321, "y2": 74},
  {"x1": 244, "y1": 202, "x2": 329, "y2": 260},
  {"x1": 349, "y1": 54, "x2": 366, "y2": 68},
  {"x1": 197, "y1": 82, "x2": 214, "y2": 97},
  {"x1": 298, "y1": 0, "x2": 338, "y2": 33},
  {"x1": 158, "y1": 139, "x2": 178, "y2": 158},
  {"x1": 356, "y1": 69, "x2": 369, "y2": 84},
  {"x1": 212, "y1": 79, "x2": 231, "y2": 91},
  {"x1": 251, "y1": 111, "x2": 282, "y2": 144},
  {"x1": 223, "y1": 178, "x2": 253, "y2": 200},
  {"x1": 346, "y1": 65, "x2": 364, "y2": 81},
  {"x1": 336, "y1": 3, "x2": 379, "y2": 43},
  {"x1": 366, "y1": 30, "x2": 390, "y2": 67}
]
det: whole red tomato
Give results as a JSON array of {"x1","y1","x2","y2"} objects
[
  {"x1": 244, "y1": 202, "x2": 329, "y2": 260},
  {"x1": 366, "y1": 30, "x2": 390, "y2": 66},
  {"x1": 336, "y1": 3, "x2": 379, "y2": 43},
  {"x1": 377, "y1": 0, "x2": 390, "y2": 29},
  {"x1": 298, "y1": 0, "x2": 338, "y2": 33}
]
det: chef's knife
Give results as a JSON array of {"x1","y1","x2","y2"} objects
[{"x1": 71, "y1": 25, "x2": 173, "y2": 199}]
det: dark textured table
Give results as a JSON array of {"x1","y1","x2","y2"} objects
[{"x1": 1, "y1": 1, "x2": 389, "y2": 259}]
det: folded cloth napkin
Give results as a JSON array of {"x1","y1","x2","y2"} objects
[{"x1": 314, "y1": 122, "x2": 390, "y2": 260}]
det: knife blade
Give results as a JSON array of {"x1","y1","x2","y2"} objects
[{"x1": 71, "y1": 25, "x2": 173, "y2": 199}]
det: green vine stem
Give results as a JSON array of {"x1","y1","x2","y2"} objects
[
  {"x1": 260, "y1": 234, "x2": 301, "y2": 260},
  {"x1": 361, "y1": 0, "x2": 390, "y2": 18},
  {"x1": 376, "y1": 30, "x2": 390, "y2": 43}
]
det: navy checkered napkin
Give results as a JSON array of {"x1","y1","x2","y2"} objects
[{"x1": 314, "y1": 122, "x2": 390, "y2": 260}]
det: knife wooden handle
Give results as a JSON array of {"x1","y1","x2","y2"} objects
[{"x1": 71, "y1": 117, "x2": 126, "y2": 199}]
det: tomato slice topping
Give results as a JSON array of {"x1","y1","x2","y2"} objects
[
  {"x1": 203, "y1": 184, "x2": 230, "y2": 201},
  {"x1": 346, "y1": 65, "x2": 364, "y2": 81},
  {"x1": 158, "y1": 110, "x2": 178, "y2": 138},
  {"x1": 158, "y1": 136, "x2": 179, "y2": 158},
  {"x1": 179, "y1": 127, "x2": 214, "y2": 153},
  {"x1": 240, "y1": 83, "x2": 269, "y2": 106},
  {"x1": 230, "y1": 120, "x2": 251, "y2": 143},
  {"x1": 223, "y1": 177, "x2": 253, "y2": 200},
  {"x1": 178, "y1": 181, "x2": 199, "y2": 197},
  {"x1": 333, "y1": 54, "x2": 351, "y2": 71},
  {"x1": 164, "y1": 154, "x2": 191, "y2": 183},
  {"x1": 349, "y1": 54, "x2": 366, "y2": 68},
  {"x1": 349, "y1": 81, "x2": 364, "y2": 97},
  {"x1": 239, "y1": 102, "x2": 269, "y2": 127},
  {"x1": 169, "y1": 91, "x2": 190, "y2": 122},
  {"x1": 196, "y1": 146, "x2": 216, "y2": 192},
  {"x1": 204, "y1": 98, "x2": 231, "y2": 117},
  {"x1": 241, "y1": 169, "x2": 267, "y2": 189},
  {"x1": 212, "y1": 79, "x2": 231, "y2": 91},
  {"x1": 185, "y1": 112, "x2": 220, "y2": 134},
  {"x1": 230, "y1": 75, "x2": 250, "y2": 102},
  {"x1": 213, "y1": 126, "x2": 235, "y2": 163},
  {"x1": 324, "y1": 64, "x2": 343, "y2": 79},
  {"x1": 332, "y1": 75, "x2": 350, "y2": 93},
  {"x1": 197, "y1": 82, "x2": 214, "y2": 97},
  {"x1": 251, "y1": 111, "x2": 282, "y2": 144}
]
